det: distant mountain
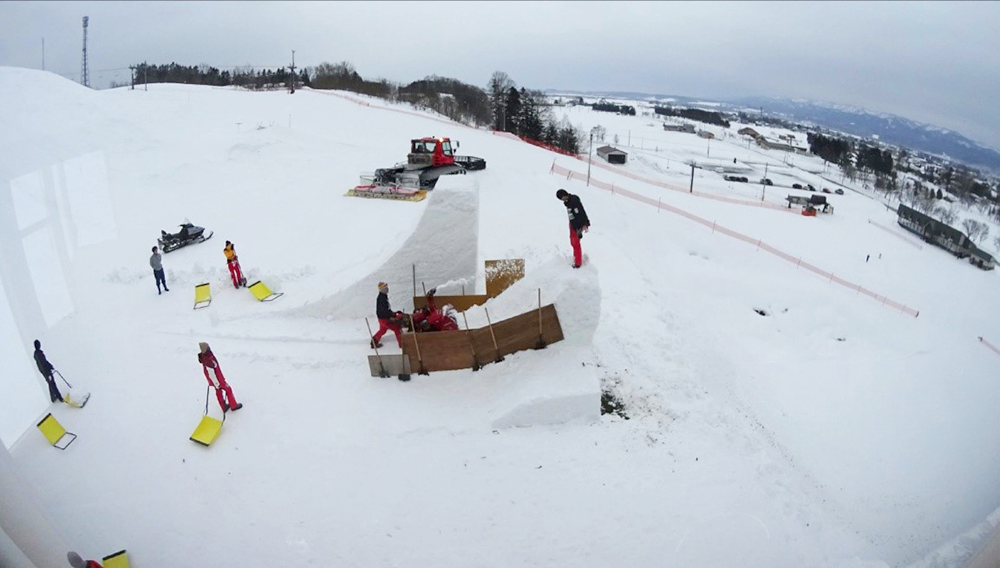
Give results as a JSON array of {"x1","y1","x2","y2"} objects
[
  {"x1": 546, "y1": 89, "x2": 1000, "y2": 173},
  {"x1": 724, "y1": 96, "x2": 1000, "y2": 173}
]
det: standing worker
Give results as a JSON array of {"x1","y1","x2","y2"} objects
[
  {"x1": 33, "y1": 339, "x2": 63, "y2": 404},
  {"x1": 556, "y1": 189, "x2": 591, "y2": 268},
  {"x1": 150, "y1": 246, "x2": 169, "y2": 294},
  {"x1": 198, "y1": 342, "x2": 242, "y2": 413},
  {"x1": 224, "y1": 240, "x2": 245, "y2": 288},
  {"x1": 371, "y1": 281, "x2": 404, "y2": 348}
]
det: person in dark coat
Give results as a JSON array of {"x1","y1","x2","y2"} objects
[
  {"x1": 371, "y1": 281, "x2": 404, "y2": 348},
  {"x1": 33, "y1": 339, "x2": 63, "y2": 403},
  {"x1": 198, "y1": 342, "x2": 242, "y2": 413},
  {"x1": 150, "y1": 245, "x2": 169, "y2": 294},
  {"x1": 556, "y1": 189, "x2": 591, "y2": 268}
]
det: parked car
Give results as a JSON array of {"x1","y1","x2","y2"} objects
[
  {"x1": 834, "y1": 188, "x2": 845, "y2": 195},
  {"x1": 724, "y1": 175, "x2": 749, "y2": 183},
  {"x1": 760, "y1": 178, "x2": 773, "y2": 186},
  {"x1": 792, "y1": 183, "x2": 803, "y2": 189},
  {"x1": 822, "y1": 188, "x2": 832, "y2": 194},
  {"x1": 806, "y1": 184, "x2": 816, "y2": 192}
]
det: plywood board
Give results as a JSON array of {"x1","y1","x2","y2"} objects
[{"x1": 401, "y1": 304, "x2": 563, "y2": 372}]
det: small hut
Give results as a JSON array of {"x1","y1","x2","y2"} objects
[{"x1": 596, "y1": 145, "x2": 628, "y2": 164}]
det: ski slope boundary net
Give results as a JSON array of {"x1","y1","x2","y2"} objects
[{"x1": 551, "y1": 162, "x2": 920, "y2": 318}]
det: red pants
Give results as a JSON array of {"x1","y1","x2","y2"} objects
[
  {"x1": 373, "y1": 318, "x2": 403, "y2": 347},
  {"x1": 205, "y1": 366, "x2": 239, "y2": 411},
  {"x1": 568, "y1": 223, "x2": 582, "y2": 267},
  {"x1": 227, "y1": 259, "x2": 243, "y2": 287}
]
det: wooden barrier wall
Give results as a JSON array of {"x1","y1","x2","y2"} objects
[
  {"x1": 485, "y1": 259, "x2": 525, "y2": 298},
  {"x1": 401, "y1": 304, "x2": 564, "y2": 372},
  {"x1": 412, "y1": 258, "x2": 525, "y2": 312}
]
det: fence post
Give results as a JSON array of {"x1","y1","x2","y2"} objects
[
  {"x1": 712, "y1": 222, "x2": 716, "y2": 233},
  {"x1": 657, "y1": 197, "x2": 661, "y2": 212}
]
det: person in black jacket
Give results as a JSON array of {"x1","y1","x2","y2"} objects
[
  {"x1": 556, "y1": 189, "x2": 591, "y2": 268},
  {"x1": 371, "y1": 281, "x2": 404, "y2": 348},
  {"x1": 33, "y1": 339, "x2": 64, "y2": 403}
]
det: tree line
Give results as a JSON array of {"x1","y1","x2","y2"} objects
[
  {"x1": 124, "y1": 62, "x2": 584, "y2": 154},
  {"x1": 654, "y1": 106, "x2": 731, "y2": 128}
]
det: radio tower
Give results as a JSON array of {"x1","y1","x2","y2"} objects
[{"x1": 81, "y1": 16, "x2": 90, "y2": 87}]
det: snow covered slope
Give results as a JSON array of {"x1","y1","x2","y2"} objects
[{"x1": 2, "y1": 67, "x2": 999, "y2": 568}]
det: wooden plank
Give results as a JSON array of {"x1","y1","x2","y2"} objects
[{"x1": 401, "y1": 304, "x2": 563, "y2": 372}]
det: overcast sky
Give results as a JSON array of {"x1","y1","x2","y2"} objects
[{"x1": 2, "y1": 1, "x2": 999, "y2": 148}]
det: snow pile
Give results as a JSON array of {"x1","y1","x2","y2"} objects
[{"x1": 1, "y1": 67, "x2": 999, "y2": 568}]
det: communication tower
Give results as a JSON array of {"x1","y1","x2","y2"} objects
[{"x1": 81, "y1": 16, "x2": 90, "y2": 87}]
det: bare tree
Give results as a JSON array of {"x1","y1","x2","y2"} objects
[
  {"x1": 962, "y1": 219, "x2": 988, "y2": 244},
  {"x1": 936, "y1": 205, "x2": 958, "y2": 225},
  {"x1": 591, "y1": 125, "x2": 606, "y2": 143}
]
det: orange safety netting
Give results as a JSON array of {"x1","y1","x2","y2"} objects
[{"x1": 550, "y1": 162, "x2": 920, "y2": 318}]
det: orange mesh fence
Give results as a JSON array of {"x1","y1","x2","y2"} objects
[
  {"x1": 551, "y1": 163, "x2": 919, "y2": 318},
  {"x1": 550, "y1": 154, "x2": 796, "y2": 213}
]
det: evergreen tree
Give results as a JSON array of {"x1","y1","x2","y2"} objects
[{"x1": 504, "y1": 86, "x2": 522, "y2": 135}]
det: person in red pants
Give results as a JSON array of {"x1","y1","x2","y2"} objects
[
  {"x1": 198, "y1": 342, "x2": 242, "y2": 412},
  {"x1": 371, "y1": 281, "x2": 404, "y2": 348},
  {"x1": 556, "y1": 189, "x2": 591, "y2": 268},
  {"x1": 224, "y1": 241, "x2": 245, "y2": 288},
  {"x1": 66, "y1": 551, "x2": 101, "y2": 568}
]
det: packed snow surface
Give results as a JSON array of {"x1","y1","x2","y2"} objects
[{"x1": 2, "y1": 67, "x2": 999, "y2": 567}]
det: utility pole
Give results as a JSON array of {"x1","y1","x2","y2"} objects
[
  {"x1": 144, "y1": 63, "x2": 148, "y2": 91},
  {"x1": 129, "y1": 65, "x2": 135, "y2": 90},
  {"x1": 288, "y1": 50, "x2": 296, "y2": 94},
  {"x1": 761, "y1": 162, "x2": 768, "y2": 202},
  {"x1": 587, "y1": 132, "x2": 594, "y2": 186},
  {"x1": 80, "y1": 16, "x2": 90, "y2": 87},
  {"x1": 689, "y1": 163, "x2": 695, "y2": 193},
  {"x1": 42, "y1": 38, "x2": 45, "y2": 70}
]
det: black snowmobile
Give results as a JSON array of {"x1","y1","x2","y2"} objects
[{"x1": 157, "y1": 222, "x2": 213, "y2": 253}]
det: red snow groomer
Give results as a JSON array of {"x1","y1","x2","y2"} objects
[
  {"x1": 347, "y1": 137, "x2": 486, "y2": 201},
  {"x1": 407, "y1": 288, "x2": 460, "y2": 333}
]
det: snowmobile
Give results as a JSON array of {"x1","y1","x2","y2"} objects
[{"x1": 158, "y1": 222, "x2": 214, "y2": 253}]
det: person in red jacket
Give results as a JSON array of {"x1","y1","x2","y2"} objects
[
  {"x1": 556, "y1": 189, "x2": 590, "y2": 268},
  {"x1": 371, "y1": 281, "x2": 404, "y2": 348},
  {"x1": 67, "y1": 551, "x2": 101, "y2": 568},
  {"x1": 198, "y1": 342, "x2": 242, "y2": 412}
]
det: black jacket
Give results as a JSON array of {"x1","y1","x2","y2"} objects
[
  {"x1": 34, "y1": 348, "x2": 53, "y2": 376},
  {"x1": 563, "y1": 194, "x2": 590, "y2": 230},
  {"x1": 376, "y1": 291, "x2": 395, "y2": 319}
]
